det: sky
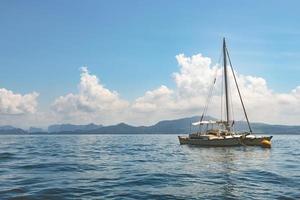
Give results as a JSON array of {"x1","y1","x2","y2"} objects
[{"x1": 0, "y1": 0, "x2": 300, "y2": 128}]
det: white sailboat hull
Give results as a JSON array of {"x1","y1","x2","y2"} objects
[
  {"x1": 180, "y1": 137, "x2": 240, "y2": 146},
  {"x1": 178, "y1": 135, "x2": 272, "y2": 147}
]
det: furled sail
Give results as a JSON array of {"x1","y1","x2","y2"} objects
[{"x1": 192, "y1": 120, "x2": 217, "y2": 126}]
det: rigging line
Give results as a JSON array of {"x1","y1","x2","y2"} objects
[
  {"x1": 199, "y1": 46, "x2": 222, "y2": 132},
  {"x1": 201, "y1": 88, "x2": 211, "y2": 121},
  {"x1": 227, "y1": 73, "x2": 235, "y2": 134},
  {"x1": 221, "y1": 63, "x2": 224, "y2": 122},
  {"x1": 205, "y1": 68, "x2": 219, "y2": 113},
  {"x1": 199, "y1": 81, "x2": 214, "y2": 131},
  {"x1": 199, "y1": 84, "x2": 212, "y2": 130},
  {"x1": 201, "y1": 67, "x2": 218, "y2": 117},
  {"x1": 228, "y1": 65, "x2": 235, "y2": 127},
  {"x1": 229, "y1": 83, "x2": 234, "y2": 127},
  {"x1": 199, "y1": 67, "x2": 218, "y2": 132},
  {"x1": 202, "y1": 80, "x2": 214, "y2": 117},
  {"x1": 230, "y1": 92, "x2": 235, "y2": 131},
  {"x1": 225, "y1": 46, "x2": 253, "y2": 133}
]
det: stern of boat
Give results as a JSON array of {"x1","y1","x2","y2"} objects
[{"x1": 243, "y1": 135, "x2": 273, "y2": 147}]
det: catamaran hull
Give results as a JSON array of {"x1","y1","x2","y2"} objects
[
  {"x1": 243, "y1": 136, "x2": 272, "y2": 146},
  {"x1": 178, "y1": 136, "x2": 240, "y2": 146},
  {"x1": 178, "y1": 136, "x2": 272, "y2": 147}
]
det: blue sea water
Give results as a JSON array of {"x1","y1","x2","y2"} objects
[{"x1": 0, "y1": 134, "x2": 299, "y2": 200}]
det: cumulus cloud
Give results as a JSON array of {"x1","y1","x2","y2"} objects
[
  {"x1": 51, "y1": 67, "x2": 129, "y2": 124},
  {"x1": 0, "y1": 88, "x2": 38, "y2": 114},
  {"x1": 3, "y1": 53, "x2": 299, "y2": 128},
  {"x1": 132, "y1": 85, "x2": 174, "y2": 113},
  {"x1": 174, "y1": 54, "x2": 220, "y2": 97},
  {"x1": 50, "y1": 54, "x2": 300, "y2": 126},
  {"x1": 131, "y1": 53, "x2": 300, "y2": 125}
]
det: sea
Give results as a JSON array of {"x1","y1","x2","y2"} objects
[{"x1": 0, "y1": 134, "x2": 299, "y2": 200}]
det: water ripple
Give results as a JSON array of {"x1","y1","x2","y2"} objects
[{"x1": 0, "y1": 134, "x2": 299, "y2": 199}]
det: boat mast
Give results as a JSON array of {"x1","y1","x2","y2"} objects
[{"x1": 223, "y1": 38, "x2": 230, "y2": 131}]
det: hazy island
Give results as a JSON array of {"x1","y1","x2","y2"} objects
[{"x1": 0, "y1": 116, "x2": 299, "y2": 135}]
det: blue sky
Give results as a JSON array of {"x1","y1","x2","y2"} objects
[{"x1": 1, "y1": 1, "x2": 300, "y2": 127}]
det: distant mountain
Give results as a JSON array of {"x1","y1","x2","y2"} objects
[
  {"x1": 251, "y1": 123, "x2": 300, "y2": 134},
  {"x1": 0, "y1": 126, "x2": 27, "y2": 134},
  {"x1": 29, "y1": 127, "x2": 45, "y2": 133},
  {"x1": 85, "y1": 116, "x2": 300, "y2": 135},
  {"x1": 87, "y1": 116, "x2": 218, "y2": 134},
  {"x1": 48, "y1": 123, "x2": 102, "y2": 133},
  {"x1": 0, "y1": 125, "x2": 17, "y2": 130},
  {"x1": 88, "y1": 123, "x2": 144, "y2": 134},
  {"x1": 1, "y1": 116, "x2": 300, "y2": 134},
  {"x1": 146, "y1": 116, "x2": 216, "y2": 134},
  {"x1": 231, "y1": 121, "x2": 300, "y2": 134}
]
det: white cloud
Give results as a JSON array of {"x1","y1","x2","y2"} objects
[
  {"x1": 132, "y1": 85, "x2": 174, "y2": 113},
  {"x1": 3, "y1": 53, "x2": 299, "y2": 128},
  {"x1": 51, "y1": 67, "x2": 129, "y2": 124},
  {"x1": 131, "y1": 53, "x2": 300, "y2": 125},
  {"x1": 0, "y1": 88, "x2": 38, "y2": 114},
  {"x1": 129, "y1": 54, "x2": 221, "y2": 124},
  {"x1": 174, "y1": 54, "x2": 220, "y2": 97},
  {"x1": 49, "y1": 54, "x2": 300, "y2": 126}
]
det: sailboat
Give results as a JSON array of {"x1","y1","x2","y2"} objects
[{"x1": 178, "y1": 38, "x2": 272, "y2": 147}]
